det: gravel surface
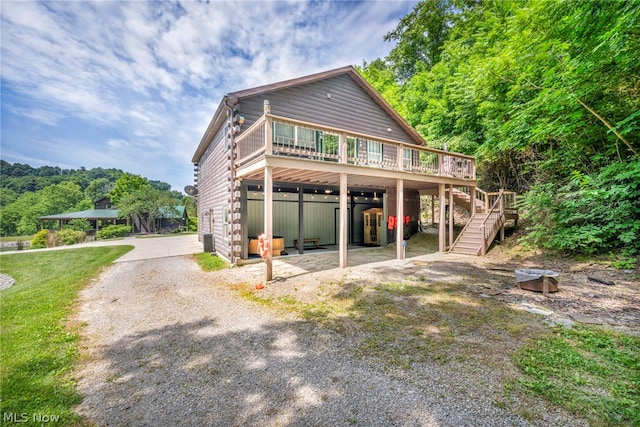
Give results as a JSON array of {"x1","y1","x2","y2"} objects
[
  {"x1": 0, "y1": 273, "x2": 16, "y2": 290},
  {"x1": 75, "y1": 254, "x2": 587, "y2": 426}
]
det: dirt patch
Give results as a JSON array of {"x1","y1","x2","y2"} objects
[
  {"x1": 484, "y1": 247, "x2": 640, "y2": 334},
  {"x1": 233, "y1": 232, "x2": 639, "y2": 336}
]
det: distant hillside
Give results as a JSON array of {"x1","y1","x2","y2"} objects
[
  {"x1": 0, "y1": 161, "x2": 184, "y2": 236},
  {"x1": 0, "y1": 160, "x2": 172, "y2": 203}
]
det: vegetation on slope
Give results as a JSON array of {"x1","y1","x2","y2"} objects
[{"x1": 360, "y1": 0, "x2": 639, "y2": 262}]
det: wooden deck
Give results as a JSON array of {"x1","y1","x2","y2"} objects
[{"x1": 234, "y1": 114, "x2": 476, "y2": 190}]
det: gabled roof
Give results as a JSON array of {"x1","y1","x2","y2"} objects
[
  {"x1": 39, "y1": 206, "x2": 186, "y2": 221},
  {"x1": 193, "y1": 65, "x2": 424, "y2": 163},
  {"x1": 39, "y1": 209, "x2": 120, "y2": 220},
  {"x1": 156, "y1": 205, "x2": 186, "y2": 219}
]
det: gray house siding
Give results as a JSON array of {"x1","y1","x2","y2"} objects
[
  {"x1": 193, "y1": 67, "x2": 442, "y2": 262},
  {"x1": 196, "y1": 126, "x2": 231, "y2": 258},
  {"x1": 234, "y1": 74, "x2": 417, "y2": 145}
]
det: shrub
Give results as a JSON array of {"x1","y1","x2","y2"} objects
[
  {"x1": 96, "y1": 225, "x2": 131, "y2": 239},
  {"x1": 65, "y1": 218, "x2": 92, "y2": 232},
  {"x1": 55, "y1": 229, "x2": 86, "y2": 245},
  {"x1": 520, "y1": 160, "x2": 640, "y2": 256},
  {"x1": 31, "y1": 229, "x2": 50, "y2": 249}
]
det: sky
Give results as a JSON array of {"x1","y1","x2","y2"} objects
[{"x1": 1, "y1": 0, "x2": 418, "y2": 192}]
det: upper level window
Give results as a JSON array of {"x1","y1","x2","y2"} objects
[
  {"x1": 297, "y1": 127, "x2": 315, "y2": 150},
  {"x1": 274, "y1": 122, "x2": 295, "y2": 147},
  {"x1": 368, "y1": 141, "x2": 383, "y2": 164}
]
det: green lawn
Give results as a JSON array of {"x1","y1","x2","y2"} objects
[
  {"x1": 0, "y1": 235, "x2": 33, "y2": 242},
  {"x1": 515, "y1": 326, "x2": 640, "y2": 426},
  {"x1": 194, "y1": 253, "x2": 228, "y2": 271},
  {"x1": 0, "y1": 246, "x2": 132, "y2": 425}
]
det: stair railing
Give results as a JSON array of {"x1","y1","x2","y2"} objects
[{"x1": 478, "y1": 189, "x2": 505, "y2": 255}]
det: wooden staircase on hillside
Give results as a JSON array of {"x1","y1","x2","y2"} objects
[{"x1": 448, "y1": 188, "x2": 519, "y2": 256}]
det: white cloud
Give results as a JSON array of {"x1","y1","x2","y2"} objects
[{"x1": 1, "y1": 0, "x2": 418, "y2": 190}]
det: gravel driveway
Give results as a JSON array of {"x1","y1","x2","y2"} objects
[{"x1": 74, "y1": 255, "x2": 582, "y2": 426}]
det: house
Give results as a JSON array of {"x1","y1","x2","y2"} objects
[
  {"x1": 38, "y1": 198, "x2": 188, "y2": 234},
  {"x1": 192, "y1": 65, "x2": 513, "y2": 280}
]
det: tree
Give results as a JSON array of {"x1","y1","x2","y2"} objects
[
  {"x1": 85, "y1": 178, "x2": 113, "y2": 203},
  {"x1": 384, "y1": 0, "x2": 477, "y2": 81},
  {"x1": 364, "y1": 0, "x2": 640, "y2": 257},
  {"x1": 117, "y1": 186, "x2": 178, "y2": 234},
  {"x1": 108, "y1": 173, "x2": 149, "y2": 205}
]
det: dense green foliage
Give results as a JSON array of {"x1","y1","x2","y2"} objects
[
  {"x1": 30, "y1": 229, "x2": 50, "y2": 249},
  {"x1": 96, "y1": 224, "x2": 132, "y2": 239},
  {"x1": 515, "y1": 326, "x2": 640, "y2": 426},
  {"x1": 0, "y1": 162, "x2": 187, "y2": 236},
  {"x1": 360, "y1": 0, "x2": 640, "y2": 258},
  {"x1": 0, "y1": 246, "x2": 132, "y2": 425},
  {"x1": 114, "y1": 175, "x2": 180, "y2": 233}
]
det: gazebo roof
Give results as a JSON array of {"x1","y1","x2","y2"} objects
[{"x1": 38, "y1": 209, "x2": 120, "y2": 220}]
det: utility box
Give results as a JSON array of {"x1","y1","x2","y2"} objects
[
  {"x1": 363, "y1": 208, "x2": 383, "y2": 246},
  {"x1": 203, "y1": 234, "x2": 214, "y2": 253}
]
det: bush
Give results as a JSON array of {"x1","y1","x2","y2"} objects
[
  {"x1": 31, "y1": 229, "x2": 50, "y2": 249},
  {"x1": 96, "y1": 225, "x2": 131, "y2": 239},
  {"x1": 55, "y1": 229, "x2": 86, "y2": 245},
  {"x1": 65, "y1": 218, "x2": 92, "y2": 232},
  {"x1": 520, "y1": 160, "x2": 640, "y2": 256}
]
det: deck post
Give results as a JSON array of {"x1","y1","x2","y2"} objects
[
  {"x1": 241, "y1": 183, "x2": 249, "y2": 260},
  {"x1": 397, "y1": 179, "x2": 404, "y2": 260},
  {"x1": 381, "y1": 193, "x2": 388, "y2": 246},
  {"x1": 264, "y1": 166, "x2": 273, "y2": 282},
  {"x1": 298, "y1": 186, "x2": 304, "y2": 255},
  {"x1": 265, "y1": 115, "x2": 273, "y2": 156},
  {"x1": 499, "y1": 189, "x2": 505, "y2": 241},
  {"x1": 448, "y1": 184, "x2": 454, "y2": 249},
  {"x1": 339, "y1": 173, "x2": 348, "y2": 268},
  {"x1": 431, "y1": 195, "x2": 435, "y2": 227},
  {"x1": 438, "y1": 183, "x2": 446, "y2": 252},
  {"x1": 470, "y1": 186, "x2": 476, "y2": 215},
  {"x1": 339, "y1": 132, "x2": 347, "y2": 164}
]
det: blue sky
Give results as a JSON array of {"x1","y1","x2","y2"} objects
[{"x1": 1, "y1": 1, "x2": 418, "y2": 192}]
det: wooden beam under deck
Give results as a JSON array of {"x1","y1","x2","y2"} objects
[{"x1": 236, "y1": 155, "x2": 475, "y2": 193}]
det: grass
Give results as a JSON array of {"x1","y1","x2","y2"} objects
[
  {"x1": 235, "y1": 275, "x2": 639, "y2": 425},
  {"x1": 194, "y1": 253, "x2": 228, "y2": 271},
  {"x1": 242, "y1": 279, "x2": 546, "y2": 367},
  {"x1": 0, "y1": 235, "x2": 33, "y2": 242},
  {"x1": 515, "y1": 326, "x2": 640, "y2": 426},
  {"x1": 0, "y1": 246, "x2": 132, "y2": 425}
]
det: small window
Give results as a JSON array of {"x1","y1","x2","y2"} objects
[
  {"x1": 297, "y1": 127, "x2": 316, "y2": 150},
  {"x1": 274, "y1": 122, "x2": 295, "y2": 147},
  {"x1": 367, "y1": 141, "x2": 383, "y2": 164},
  {"x1": 403, "y1": 148, "x2": 413, "y2": 170}
]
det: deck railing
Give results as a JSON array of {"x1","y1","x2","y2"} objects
[
  {"x1": 235, "y1": 114, "x2": 476, "y2": 179},
  {"x1": 479, "y1": 190, "x2": 507, "y2": 256},
  {"x1": 453, "y1": 186, "x2": 517, "y2": 213}
]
